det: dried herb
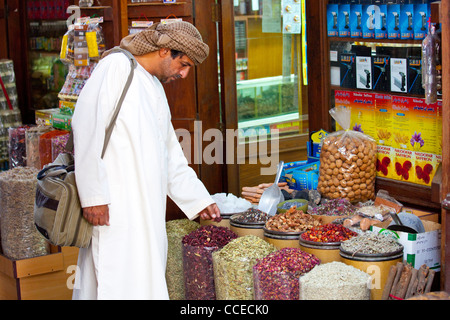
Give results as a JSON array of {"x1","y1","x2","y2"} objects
[
  {"x1": 253, "y1": 248, "x2": 320, "y2": 300},
  {"x1": 212, "y1": 235, "x2": 277, "y2": 300},
  {"x1": 299, "y1": 261, "x2": 371, "y2": 300},
  {"x1": 165, "y1": 219, "x2": 200, "y2": 300},
  {"x1": 301, "y1": 223, "x2": 358, "y2": 243},
  {"x1": 340, "y1": 232, "x2": 403, "y2": 255},
  {"x1": 182, "y1": 225, "x2": 237, "y2": 300},
  {"x1": 265, "y1": 207, "x2": 320, "y2": 232},
  {"x1": 0, "y1": 166, "x2": 49, "y2": 259}
]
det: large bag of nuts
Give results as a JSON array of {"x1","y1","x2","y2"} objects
[{"x1": 318, "y1": 106, "x2": 377, "y2": 203}]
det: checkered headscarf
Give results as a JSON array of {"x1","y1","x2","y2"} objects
[{"x1": 103, "y1": 21, "x2": 209, "y2": 65}]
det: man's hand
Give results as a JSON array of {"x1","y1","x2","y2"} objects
[
  {"x1": 198, "y1": 203, "x2": 221, "y2": 221},
  {"x1": 83, "y1": 205, "x2": 110, "y2": 226}
]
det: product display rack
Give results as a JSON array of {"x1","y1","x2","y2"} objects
[{"x1": 306, "y1": 0, "x2": 449, "y2": 292}]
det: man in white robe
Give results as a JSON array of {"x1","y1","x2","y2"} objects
[{"x1": 71, "y1": 21, "x2": 220, "y2": 300}]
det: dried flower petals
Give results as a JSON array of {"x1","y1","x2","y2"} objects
[
  {"x1": 309, "y1": 198, "x2": 357, "y2": 216},
  {"x1": 301, "y1": 223, "x2": 358, "y2": 243},
  {"x1": 182, "y1": 225, "x2": 237, "y2": 300},
  {"x1": 253, "y1": 248, "x2": 320, "y2": 300}
]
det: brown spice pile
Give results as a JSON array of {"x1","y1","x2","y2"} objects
[{"x1": 265, "y1": 207, "x2": 320, "y2": 232}]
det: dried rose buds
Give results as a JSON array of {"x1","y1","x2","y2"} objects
[{"x1": 300, "y1": 223, "x2": 358, "y2": 243}]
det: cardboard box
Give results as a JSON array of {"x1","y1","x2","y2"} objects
[
  {"x1": 0, "y1": 246, "x2": 78, "y2": 300},
  {"x1": 356, "y1": 56, "x2": 372, "y2": 90},
  {"x1": 413, "y1": 3, "x2": 429, "y2": 40},
  {"x1": 340, "y1": 53, "x2": 356, "y2": 89},
  {"x1": 407, "y1": 56, "x2": 424, "y2": 95},
  {"x1": 372, "y1": 55, "x2": 390, "y2": 92},
  {"x1": 390, "y1": 58, "x2": 407, "y2": 93},
  {"x1": 375, "y1": 3, "x2": 388, "y2": 39},
  {"x1": 400, "y1": 3, "x2": 414, "y2": 40},
  {"x1": 338, "y1": 4, "x2": 351, "y2": 37},
  {"x1": 362, "y1": 4, "x2": 375, "y2": 38},
  {"x1": 350, "y1": 3, "x2": 362, "y2": 38},
  {"x1": 327, "y1": 4, "x2": 339, "y2": 37},
  {"x1": 371, "y1": 220, "x2": 441, "y2": 271},
  {"x1": 387, "y1": 3, "x2": 401, "y2": 39},
  {"x1": 282, "y1": 161, "x2": 319, "y2": 191}
]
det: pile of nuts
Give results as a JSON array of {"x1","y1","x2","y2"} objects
[
  {"x1": 265, "y1": 207, "x2": 320, "y2": 232},
  {"x1": 318, "y1": 132, "x2": 377, "y2": 203}
]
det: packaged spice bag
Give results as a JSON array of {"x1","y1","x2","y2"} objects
[
  {"x1": 166, "y1": 219, "x2": 200, "y2": 300},
  {"x1": 212, "y1": 235, "x2": 277, "y2": 300},
  {"x1": 0, "y1": 167, "x2": 49, "y2": 260},
  {"x1": 38, "y1": 129, "x2": 69, "y2": 168},
  {"x1": 318, "y1": 106, "x2": 377, "y2": 203},
  {"x1": 25, "y1": 126, "x2": 53, "y2": 170},
  {"x1": 8, "y1": 126, "x2": 31, "y2": 168},
  {"x1": 253, "y1": 248, "x2": 320, "y2": 300},
  {"x1": 182, "y1": 225, "x2": 237, "y2": 300}
]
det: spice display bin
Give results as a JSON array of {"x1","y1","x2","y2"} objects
[
  {"x1": 0, "y1": 246, "x2": 79, "y2": 300},
  {"x1": 298, "y1": 237, "x2": 342, "y2": 263},
  {"x1": 263, "y1": 228, "x2": 301, "y2": 249},
  {"x1": 340, "y1": 248, "x2": 403, "y2": 300},
  {"x1": 200, "y1": 212, "x2": 233, "y2": 229},
  {"x1": 229, "y1": 219, "x2": 264, "y2": 239}
]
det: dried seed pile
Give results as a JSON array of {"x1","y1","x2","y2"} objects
[
  {"x1": 213, "y1": 235, "x2": 277, "y2": 300},
  {"x1": 300, "y1": 223, "x2": 358, "y2": 243},
  {"x1": 0, "y1": 166, "x2": 49, "y2": 259},
  {"x1": 182, "y1": 225, "x2": 237, "y2": 300},
  {"x1": 253, "y1": 248, "x2": 320, "y2": 300},
  {"x1": 299, "y1": 261, "x2": 371, "y2": 300},
  {"x1": 309, "y1": 198, "x2": 357, "y2": 216},
  {"x1": 340, "y1": 232, "x2": 403, "y2": 255},
  {"x1": 165, "y1": 219, "x2": 200, "y2": 300},
  {"x1": 265, "y1": 207, "x2": 320, "y2": 232},
  {"x1": 231, "y1": 208, "x2": 269, "y2": 224}
]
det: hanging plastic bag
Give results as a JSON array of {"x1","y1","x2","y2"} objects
[
  {"x1": 422, "y1": 24, "x2": 437, "y2": 104},
  {"x1": 317, "y1": 106, "x2": 377, "y2": 203}
]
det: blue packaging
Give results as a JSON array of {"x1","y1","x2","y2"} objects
[
  {"x1": 282, "y1": 161, "x2": 320, "y2": 191},
  {"x1": 362, "y1": 5, "x2": 375, "y2": 39},
  {"x1": 414, "y1": 3, "x2": 429, "y2": 40},
  {"x1": 400, "y1": 4, "x2": 414, "y2": 39},
  {"x1": 327, "y1": 4, "x2": 339, "y2": 37},
  {"x1": 338, "y1": 4, "x2": 351, "y2": 37},
  {"x1": 375, "y1": 4, "x2": 388, "y2": 39},
  {"x1": 350, "y1": 4, "x2": 362, "y2": 38},
  {"x1": 387, "y1": 4, "x2": 401, "y2": 39}
]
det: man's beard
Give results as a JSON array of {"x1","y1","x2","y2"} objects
[{"x1": 160, "y1": 74, "x2": 181, "y2": 83}]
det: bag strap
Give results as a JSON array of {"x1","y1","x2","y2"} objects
[{"x1": 65, "y1": 47, "x2": 137, "y2": 159}]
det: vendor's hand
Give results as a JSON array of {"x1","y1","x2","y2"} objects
[
  {"x1": 198, "y1": 203, "x2": 221, "y2": 221},
  {"x1": 83, "y1": 205, "x2": 110, "y2": 226}
]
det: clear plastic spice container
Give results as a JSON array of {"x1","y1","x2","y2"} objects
[
  {"x1": 165, "y1": 219, "x2": 200, "y2": 300},
  {"x1": 182, "y1": 225, "x2": 237, "y2": 300},
  {"x1": 212, "y1": 235, "x2": 277, "y2": 300}
]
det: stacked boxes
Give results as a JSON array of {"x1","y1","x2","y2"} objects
[
  {"x1": 335, "y1": 90, "x2": 442, "y2": 186},
  {"x1": 327, "y1": 1, "x2": 430, "y2": 40}
]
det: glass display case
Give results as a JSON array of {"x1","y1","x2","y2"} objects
[{"x1": 233, "y1": 0, "x2": 308, "y2": 140}]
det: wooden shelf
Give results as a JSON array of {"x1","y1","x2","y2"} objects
[{"x1": 376, "y1": 176, "x2": 441, "y2": 210}]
